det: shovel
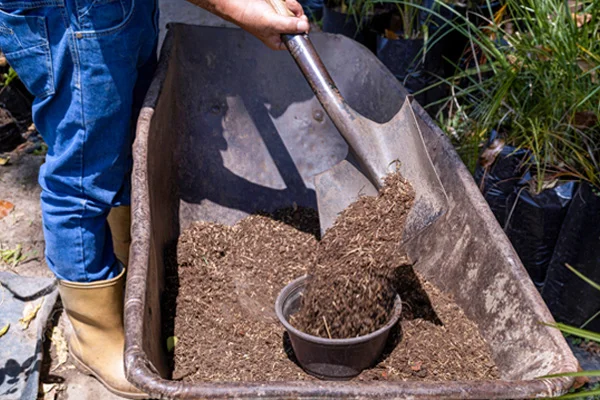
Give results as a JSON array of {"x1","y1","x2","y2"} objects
[{"x1": 266, "y1": 0, "x2": 447, "y2": 240}]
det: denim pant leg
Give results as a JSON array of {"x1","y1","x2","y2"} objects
[{"x1": 0, "y1": 0, "x2": 158, "y2": 282}]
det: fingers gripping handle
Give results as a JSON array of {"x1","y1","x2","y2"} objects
[{"x1": 266, "y1": 0, "x2": 295, "y2": 17}]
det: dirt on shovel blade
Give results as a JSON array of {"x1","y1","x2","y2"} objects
[{"x1": 166, "y1": 173, "x2": 500, "y2": 382}]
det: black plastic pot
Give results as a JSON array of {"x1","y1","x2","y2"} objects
[
  {"x1": 504, "y1": 181, "x2": 577, "y2": 290},
  {"x1": 275, "y1": 276, "x2": 402, "y2": 380},
  {"x1": 474, "y1": 136, "x2": 531, "y2": 226},
  {"x1": 376, "y1": 36, "x2": 424, "y2": 82},
  {"x1": 322, "y1": 6, "x2": 379, "y2": 52},
  {"x1": 468, "y1": 1, "x2": 502, "y2": 27},
  {"x1": 542, "y1": 183, "x2": 600, "y2": 332},
  {"x1": 376, "y1": 35, "x2": 445, "y2": 110},
  {"x1": 433, "y1": 3, "x2": 469, "y2": 78}
]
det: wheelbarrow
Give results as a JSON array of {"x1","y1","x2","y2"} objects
[{"x1": 124, "y1": 24, "x2": 578, "y2": 399}]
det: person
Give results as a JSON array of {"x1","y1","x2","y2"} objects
[{"x1": 0, "y1": 0, "x2": 309, "y2": 398}]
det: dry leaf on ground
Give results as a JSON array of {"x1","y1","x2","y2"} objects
[
  {"x1": 578, "y1": 59, "x2": 598, "y2": 83},
  {"x1": 1, "y1": 244, "x2": 26, "y2": 267},
  {"x1": 479, "y1": 139, "x2": 505, "y2": 169},
  {"x1": 384, "y1": 29, "x2": 399, "y2": 40},
  {"x1": 0, "y1": 323, "x2": 9, "y2": 337},
  {"x1": 572, "y1": 111, "x2": 598, "y2": 129},
  {"x1": 40, "y1": 383, "x2": 62, "y2": 400},
  {"x1": 410, "y1": 361, "x2": 423, "y2": 372},
  {"x1": 572, "y1": 12, "x2": 592, "y2": 27},
  {"x1": 0, "y1": 200, "x2": 14, "y2": 219},
  {"x1": 20, "y1": 300, "x2": 43, "y2": 330},
  {"x1": 47, "y1": 326, "x2": 68, "y2": 371}
]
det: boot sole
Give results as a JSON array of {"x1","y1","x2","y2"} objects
[{"x1": 70, "y1": 351, "x2": 149, "y2": 399}]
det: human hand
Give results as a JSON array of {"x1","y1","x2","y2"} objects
[
  {"x1": 191, "y1": 0, "x2": 310, "y2": 50},
  {"x1": 231, "y1": 0, "x2": 310, "y2": 50}
]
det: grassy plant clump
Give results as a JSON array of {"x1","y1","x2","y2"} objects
[
  {"x1": 434, "y1": 0, "x2": 600, "y2": 190},
  {"x1": 324, "y1": 0, "x2": 437, "y2": 35},
  {"x1": 324, "y1": 0, "x2": 378, "y2": 24}
]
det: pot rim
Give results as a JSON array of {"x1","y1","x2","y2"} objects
[{"x1": 275, "y1": 275, "x2": 403, "y2": 346}]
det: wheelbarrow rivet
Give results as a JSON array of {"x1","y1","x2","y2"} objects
[{"x1": 312, "y1": 109, "x2": 324, "y2": 122}]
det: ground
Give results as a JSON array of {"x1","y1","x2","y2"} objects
[{"x1": 0, "y1": 155, "x2": 48, "y2": 279}]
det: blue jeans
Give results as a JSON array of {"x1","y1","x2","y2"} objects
[
  {"x1": 0, "y1": 0, "x2": 158, "y2": 282},
  {"x1": 300, "y1": 0, "x2": 323, "y2": 20}
]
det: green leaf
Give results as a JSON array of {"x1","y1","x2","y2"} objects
[
  {"x1": 544, "y1": 322, "x2": 600, "y2": 343},
  {"x1": 542, "y1": 370, "x2": 600, "y2": 378},
  {"x1": 3, "y1": 67, "x2": 18, "y2": 87},
  {"x1": 581, "y1": 309, "x2": 600, "y2": 330},
  {"x1": 565, "y1": 264, "x2": 600, "y2": 292},
  {"x1": 167, "y1": 336, "x2": 178, "y2": 352},
  {"x1": 555, "y1": 389, "x2": 600, "y2": 399}
]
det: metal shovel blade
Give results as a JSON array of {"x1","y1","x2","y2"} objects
[
  {"x1": 314, "y1": 98, "x2": 447, "y2": 240},
  {"x1": 280, "y1": 33, "x2": 447, "y2": 240}
]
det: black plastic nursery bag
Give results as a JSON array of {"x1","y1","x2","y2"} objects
[
  {"x1": 504, "y1": 181, "x2": 576, "y2": 290},
  {"x1": 542, "y1": 183, "x2": 600, "y2": 332}
]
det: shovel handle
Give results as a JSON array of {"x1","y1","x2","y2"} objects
[
  {"x1": 265, "y1": 1, "x2": 367, "y2": 184},
  {"x1": 265, "y1": 0, "x2": 295, "y2": 17}
]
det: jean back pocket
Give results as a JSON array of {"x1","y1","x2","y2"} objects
[
  {"x1": 0, "y1": 7, "x2": 54, "y2": 98},
  {"x1": 77, "y1": 0, "x2": 133, "y2": 32}
]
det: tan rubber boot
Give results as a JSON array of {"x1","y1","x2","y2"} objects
[
  {"x1": 108, "y1": 206, "x2": 132, "y2": 266},
  {"x1": 59, "y1": 268, "x2": 147, "y2": 399}
]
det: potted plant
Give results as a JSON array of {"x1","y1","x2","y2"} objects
[
  {"x1": 321, "y1": 0, "x2": 392, "y2": 51},
  {"x1": 437, "y1": 0, "x2": 600, "y2": 319},
  {"x1": 374, "y1": 0, "x2": 451, "y2": 109}
]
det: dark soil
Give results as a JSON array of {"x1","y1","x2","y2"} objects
[
  {"x1": 168, "y1": 203, "x2": 500, "y2": 382},
  {"x1": 292, "y1": 173, "x2": 414, "y2": 338},
  {"x1": 169, "y1": 207, "x2": 320, "y2": 381}
]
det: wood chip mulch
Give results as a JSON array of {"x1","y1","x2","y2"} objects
[{"x1": 167, "y1": 174, "x2": 499, "y2": 383}]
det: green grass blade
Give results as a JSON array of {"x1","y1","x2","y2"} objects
[
  {"x1": 555, "y1": 389, "x2": 600, "y2": 399},
  {"x1": 565, "y1": 264, "x2": 600, "y2": 292},
  {"x1": 541, "y1": 371, "x2": 600, "y2": 378},
  {"x1": 544, "y1": 322, "x2": 600, "y2": 342},
  {"x1": 581, "y1": 309, "x2": 600, "y2": 330},
  {"x1": 577, "y1": 85, "x2": 600, "y2": 109}
]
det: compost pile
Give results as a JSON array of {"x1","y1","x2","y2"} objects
[
  {"x1": 292, "y1": 173, "x2": 413, "y2": 338},
  {"x1": 168, "y1": 172, "x2": 500, "y2": 382}
]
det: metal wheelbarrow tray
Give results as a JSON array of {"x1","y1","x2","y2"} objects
[{"x1": 124, "y1": 24, "x2": 577, "y2": 399}]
